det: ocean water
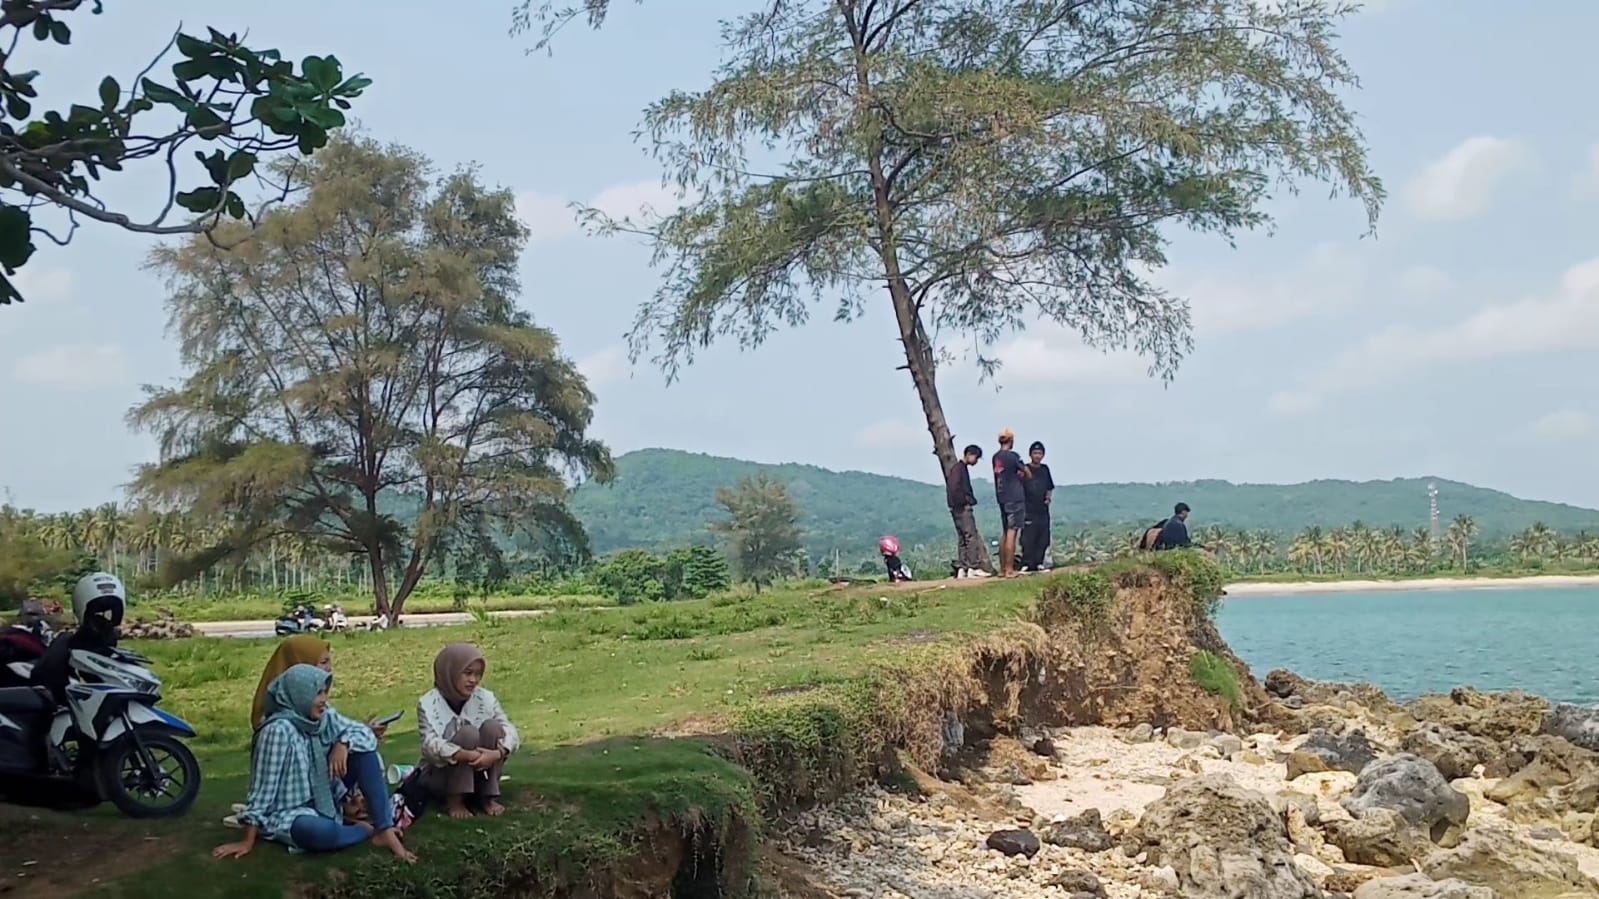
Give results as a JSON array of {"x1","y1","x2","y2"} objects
[{"x1": 1215, "y1": 586, "x2": 1599, "y2": 705}]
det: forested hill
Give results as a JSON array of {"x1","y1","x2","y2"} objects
[{"x1": 568, "y1": 448, "x2": 1599, "y2": 557}]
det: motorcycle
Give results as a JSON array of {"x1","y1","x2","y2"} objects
[
  {"x1": 273, "y1": 605, "x2": 326, "y2": 637},
  {"x1": 0, "y1": 645, "x2": 201, "y2": 818},
  {"x1": 324, "y1": 604, "x2": 350, "y2": 633}
]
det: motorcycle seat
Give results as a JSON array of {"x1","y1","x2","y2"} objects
[{"x1": 0, "y1": 685, "x2": 54, "y2": 714}]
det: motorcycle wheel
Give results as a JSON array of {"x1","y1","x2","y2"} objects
[{"x1": 96, "y1": 731, "x2": 202, "y2": 819}]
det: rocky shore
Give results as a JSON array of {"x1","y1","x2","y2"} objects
[{"x1": 773, "y1": 671, "x2": 1599, "y2": 899}]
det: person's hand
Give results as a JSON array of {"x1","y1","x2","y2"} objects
[
  {"x1": 212, "y1": 841, "x2": 253, "y2": 860},
  {"x1": 470, "y1": 748, "x2": 502, "y2": 771},
  {"x1": 329, "y1": 742, "x2": 349, "y2": 779},
  {"x1": 364, "y1": 715, "x2": 389, "y2": 741}
]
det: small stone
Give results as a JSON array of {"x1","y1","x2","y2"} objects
[
  {"x1": 985, "y1": 829, "x2": 1040, "y2": 857},
  {"x1": 1128, "y1": 723, "x2": 1154, "y2": 743},
  {"x1": 1043, "y1": 808, "x2": 1115, "y2": 853},
  {"x1": 1049, "y1": 869, "x2": 1104, "y2": 896},
  {"x1": 1528, "y1": 826, "x2": 1564, "y2": 841},
  {"x1": 1149, "y1": 865, "x2": 1180, "y2": 891},
  {"x1": 1237, "y1": 750, "x2": 1270, "y2": 765},
  {"x1": 1166, "y1": 727, "x2": 1204, "y2": 750},
  {"x1": 1032, "y1": 736, "x2": 1057, "y2": 757},
  {"x1": 1288, "y1": 750, "x2": 1332, "y2": 780},
  {"x1": 1208, "y1": 733, "x2": 1245, "y2": 757}
]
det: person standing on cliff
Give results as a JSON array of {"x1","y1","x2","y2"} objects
[
  {"x1": 992, "y1": 430, "x2": 1030, "y2": 578},
  {"x1": 945, "y1": 444, "x2": 990, "y2": 579},
  {"x1": 1019, "y1": 441, "x2": 1055, "y2": 572}
]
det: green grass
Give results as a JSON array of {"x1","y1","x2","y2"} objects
[
  {"x1": 1189, "y1": 649, "x2": 1243, "y2": 711},
  {"x1": 4, "y1": 575, "x2": 1048, "y2": 898}
]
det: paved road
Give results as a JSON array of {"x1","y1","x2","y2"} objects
[{"x1": 193, "y1": 608, "x2": 555, "y2": 639}]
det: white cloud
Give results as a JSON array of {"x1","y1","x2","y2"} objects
[
  {"x1": 856, "y1": 418, "x2": 928, "y2": 449},
  {"x1": 1398, "y1": 264, "x2": 1452, "y2": 296},
  {"x1": 12, "y1": 343, "x2": 128, "y2": 390},
  {"x1": 992, "y1": 333, "x2": 1150, "y2": 385},
  {"x1": 1531, "y1": 409, "x2": 1597, "y2": 442},
  {"x1": 1405, "y1": 136, "x2": 1531, "y2": 222},
  {"x1": 516, "y1": 179, "x2": 685, "y2": 243},
  {"x1": 1580, "y1": 143, "x2": 1599, "y2": 194},
  {"x1": 576, "y1": 344, "x2": 630, "y2": 387},
  {"x1": 1271, "y1": 257, "x2": 1599, "y2": 414},
  {"x1": 0, "y1": 268, "x2": 76, "y2": 336}
]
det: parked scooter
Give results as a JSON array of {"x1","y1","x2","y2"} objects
[
  {"x1": 324, "y1": 604, "x2": 350, "y2": 633},
  {"x1": 273, "y1": 604, "x2": 326, "y2": 637},
  {"x1": 0, "y1": 574, "x2": 201, "y2": 818}
]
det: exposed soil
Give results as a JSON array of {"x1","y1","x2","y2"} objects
[{"x1": 0, "y1": 806, "x2": 181, "y2": 898}]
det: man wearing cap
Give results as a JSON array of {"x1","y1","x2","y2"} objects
[
  {"x1": 992, "y1": 430, "x2": 1030, "y2": 577},
  {"x1": 1020, "y1": 441, "x2": 1055, "y2": 572}
]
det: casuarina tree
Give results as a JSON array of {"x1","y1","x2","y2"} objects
[
  {"x1": 710, "y1": 474, "x2": 805, "y2": 591},
  {"x1": 515, "y1": 0, "x2": 1382, "y2": 478},
  {"x1": 128, "y1": 136, "x2": 612, "y2": 622},
  {"x1": 0, "y1": 2, "x2": 371, "y2": 305}
]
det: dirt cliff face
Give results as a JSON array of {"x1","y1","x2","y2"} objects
[{"x1": 958, "y1": 564, "x2": 1269, "y2": 741}]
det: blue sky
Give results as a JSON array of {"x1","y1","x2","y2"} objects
[{"x1": 3, "y1": 0, "x2": 1598, "y2": 515}]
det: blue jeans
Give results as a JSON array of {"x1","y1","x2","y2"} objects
[{"x1": 288, "y1": 750, "x2": 394, "y2": 852}]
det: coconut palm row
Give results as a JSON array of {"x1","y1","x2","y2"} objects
[{"x1": 1056, "y1": 517, "x2": 1599, "y2": 576}]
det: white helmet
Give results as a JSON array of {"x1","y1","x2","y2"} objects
[{"x1": 71, "y1": 572, "x2": 126, "y2": 626}]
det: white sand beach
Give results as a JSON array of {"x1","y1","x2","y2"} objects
[{"x1": 1225, "y1": 573, "x2": 1599, "y2": 596}]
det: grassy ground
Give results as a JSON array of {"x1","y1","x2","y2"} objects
[{"x1": 3, "y1": 576, "x2": 1044, "y2": 898}]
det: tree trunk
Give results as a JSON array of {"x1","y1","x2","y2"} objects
[{"x1": 843, "y1": 4, "x2": 992, "y2": 575}]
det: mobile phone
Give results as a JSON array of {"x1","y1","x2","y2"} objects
[{"x1": 375, "y1": 710, "x2": 405, "y2": 727}]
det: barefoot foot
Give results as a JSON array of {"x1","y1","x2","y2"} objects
[
  {"x1": 483, "y1": 799, "x2": 506, "y2": 817},
  {"x1": 444, "y1": 797, "x2": 474, "y2": 820},
  {"x1": 372, "y1": 828, "x2": 416, "y2": 864}
]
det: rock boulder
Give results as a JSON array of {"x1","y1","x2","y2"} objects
[
  {"x1": 1543, "y1": 704, "x2": 1599, "y2": 753},
  {"x1": 1352, "y1": 873, "x2": 1498, "y2": 899},
  {"x1": 1128, "y1": 773, "x2": 1321, "y2": 899},
  {"x1": 1401, "y1": 723, "x2": 1498, "y2": 781},
  {"x1": 1421, "y1": 827, "x2": 1599, "y2": 899},
  {"x1": 1343, "y1": 755, "x2": 1469, "y2": 840}
]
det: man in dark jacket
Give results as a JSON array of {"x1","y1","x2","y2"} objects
[
  {"x1": 1155, "y1": 502, "x2": 1196, "y2": 550},
  {"x1": 945, "y1": 444, "x2": 990, "y2": 578},
  {"x1": 992, "y1": 429, "x2": 1030, "y2": 578},
  {"x1": 1019, "y1": 441, "x2": 1055, "y2": 571}
]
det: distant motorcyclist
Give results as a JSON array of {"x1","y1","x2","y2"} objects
[{"x1": 32, "y1": 573, "x2": 126, "y2": 705}]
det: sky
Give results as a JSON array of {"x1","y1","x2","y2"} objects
[{"x1": 2, "y1": 0, "x2": 1599, "y2": 514}]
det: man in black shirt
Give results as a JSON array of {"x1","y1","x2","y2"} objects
[
  {"x1": 1020, "y1": 441, "x2": 1055, "y2": 572},
  {"x1": 992, "y1": 429, "x2": 1030, "y2": 578},
  {"x1": 944, "y1": 444, "x2": 990, "y2": 578},
  {"x1": 1154, "y1": 502, "x2": 1198, "y2": 550}
]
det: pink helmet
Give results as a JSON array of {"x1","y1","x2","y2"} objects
[{"x1": 878, "y1": 535, "x2": 901, "y2": 555}]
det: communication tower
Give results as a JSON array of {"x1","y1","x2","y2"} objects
[{"x1": 1428, "y1": 482, "x2": 1440, "y2": 546}]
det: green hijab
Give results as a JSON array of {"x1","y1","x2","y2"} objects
[{"x1": 263, "y1": 664, "x2": 340, "y2": 820}]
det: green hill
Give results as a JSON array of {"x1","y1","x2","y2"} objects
[{"x1": 569, "y1": 448, "x2": 1599, "y2": 557}]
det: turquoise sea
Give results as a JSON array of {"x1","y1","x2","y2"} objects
[{"x1": 1215, "y1": 586, "x2": 1599, "y2": 705}]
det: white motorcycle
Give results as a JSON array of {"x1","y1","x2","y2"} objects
[{"x1": 0, "y1": 645, "x2": 202, "y2": 818}]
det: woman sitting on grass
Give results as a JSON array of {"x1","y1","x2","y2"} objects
[
  {"x1": 226, "y1": 635, "x2": 392, "y2": 828},
  {"x1": 418, "y1": 643, "x2": 520, "y2": 818},
  {"x1": 213, "y1": 664, "x2": 415, "y2": 863}
]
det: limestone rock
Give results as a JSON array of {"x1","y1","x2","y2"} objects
[
  {"x1": 1401, "y1": 723, "x2": 1498, "y2": 782},
  {"x1": 1043, "y1": 808, "x2": 1115, "y2": 853},
  {"x1": 1421, "y1": 827, "x2": 1599, "y2": 899},
  {"x1": 1290, "y1": 750, "x2": 1334, "y2": 780},
  {"x1": 1323, "y1": 807, "x2": 1436, "y2": 867},
  {"x1": 1542, "y1": 704, "x2": 1599, "y2": 753},
  {"x1": 1407, "y1": 688, "x2": 1550, "y2": 744},
  {"x1": 1049, "y1": 869, "x2": 1105, "y2": 896},
  {"x1": 1485, "y1": 735, "x2": 1599, "y2": 811},
  {"x1": 1128, "y1": 723, "x2": 1155, "y2": 743},
  {"x1": 1128, "y1": 773, "x2": 1321, "y2": 899},
  {"x1": 1352, "y1": 873, "x2": 1498, "y2": 899},
  {"x1": 1299, "y1": 728, "x2": 1380, "y2": 775},
  {"x1": 1343, "y1": 755, "x2": 1470, "y2": 838}
]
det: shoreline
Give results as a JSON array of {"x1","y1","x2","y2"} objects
[{"x1": 1224, "y1": 572, "x2": 1599, "y2": 596}]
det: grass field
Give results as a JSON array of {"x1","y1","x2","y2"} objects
[{"x1": 3, "y1": 576, "x2": 1047, "y2": 898}]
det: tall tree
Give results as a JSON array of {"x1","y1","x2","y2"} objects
[
  {"x1": 128, "y1": 136, "x2": 612, "y2": 621},
  {"x1": 517, "y1": 0, "x2": 1381, "y2": 483},
  {"x1": 0, "y1": 2, "x2": 371, "y2": 304},
  {"x1": 710, "y1": 474, "x2": 805, "y2": 591}
]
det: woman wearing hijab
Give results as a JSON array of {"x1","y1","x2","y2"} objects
[
  {"x1": 418, "y1": 643, "x2": 520, "y2": 818},
  {"x1": 213, "y1": 665, "x2": 415, "y2": 863},
  {"x1": 227, "y1": 636, "x2": 392, "y2": 828}
]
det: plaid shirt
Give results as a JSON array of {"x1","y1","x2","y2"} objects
[{"x1": 241, "y1": 706, "x2": 376, "y2": 850}]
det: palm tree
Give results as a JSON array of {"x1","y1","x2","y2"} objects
[{"x1": 1446, "y1": 515, "x2": 1478, "y2": 569}]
